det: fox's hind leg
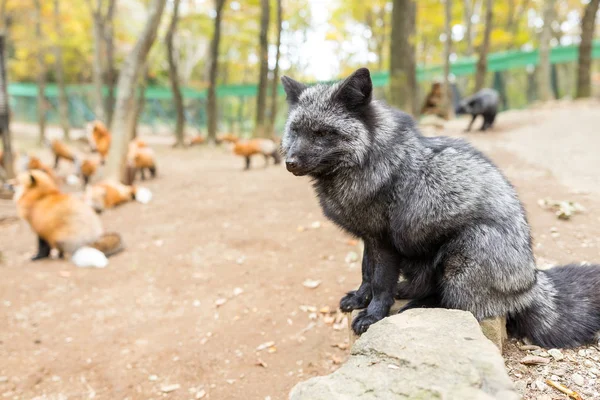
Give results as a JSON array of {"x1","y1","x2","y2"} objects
[
  {"x1": 263, "y1": 154, "x2": 269, "y2": 168},
  {"x1": 149, "y1": 165, "x2": 157, "y2": 178},
  {"x1": 351, "y1": 240, "x2": 402, "y2": 335},
  {"x1": 31, "y1": 236, "x2": 51, "y2": 261},
  {"x1": 140, "y1": 168, "x2": 146, "y2": 181},
  {"x1": 340, "y1": 241, "x2": 373, "y2": 312},
  {"x1": 244, "y1": 156, "x2": 251, "y2": 170},
  {"x1": 54, "y1": 155, "x2": 60, "y2": 169}
]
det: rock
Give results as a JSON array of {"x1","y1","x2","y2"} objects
[
  {"x1": 552, "y1": 368, "x2": 566, "y2": 377},
  {"x1": 292, "y1": 309, "x2": 519, "y2": 400},
  {"x1": 513, "y1": 380, "x2": 527, "y2": 392},
  {"x1": 348, "y1": 300, "x2": 506, "y2": 352},
  {"x1": 533, "y1": 380, "x2": 547, "y2": 391},
  {"x1": 520, "y1": 355, "x2": 550, "y2": 365},
  {"x1": 571, "y1": 373, "x2": 585, "y2": 386},
  {"x1": 548, "y1": 348, "x2": 564, "y2": 361},
  {"x1": 0, "y1": 376, "x2": 7, "y2": 383}
]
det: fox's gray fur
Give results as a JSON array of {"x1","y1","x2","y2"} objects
[
  {"x1": 456, "y1": 88, "x2": 499, "y2": 132},
  {"x1": 280, "y1": 68, "x2": 600, "y2": 348}
]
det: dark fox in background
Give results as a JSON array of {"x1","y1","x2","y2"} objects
[
  {"x1": 456, "y1": 88, "x2": 499, "y2": 132},
  {"x1": 280, "y1": 67, "x2": 600, "y2": 348}
]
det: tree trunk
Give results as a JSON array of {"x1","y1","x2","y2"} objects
[
  {"x1": 463, "y1": 0, "x2": 473, "y2": 56},
  {"x1": 254, "y1": 0, "x2": 270, "y2": 137},
  {"x1": 166, "y1": 0, "x2": 185, "y2": 147},
  {"x1": 131, "y1": 62, "x2": 148, "y2": 139},
  {"x1": 266, "y1": 0, "x2": 282, "y2": 138},
  {"x1": 443, "y1": 0, "x2": 453, "y2": 117},
  {"x1": 207, "y1": 0, "x2": 226, "y2": 144},
  {"x1": 537, "y1": 0, "x2": 555, "y2": 102},
  {"x1": 389, "y1": 0, "x2": 418, "y2": 115},
  {"x1": 91, "y1": 5, "x2": 105, "y2": 121},
  {"x1": 104, "y1": 0, "x2": 167, "y2": 182},
  {"x1": 104, "y1": 0, "x2": 117, "y2": 126},
  {"x1": 53, "y1": 0, "x2": 70, "y2": 140},
  {"x1": 576, "y1": 0, "x2": 600, "y2": 98},
  {"x1": 0, "y1": 34, "x2": 14, "y2": 179},
  {"x1": 34, "y1": 0, "x2": 46, "y2": 145},
  {"x1": 474, "y1": 0, "x2": 493, "y2": 92}
]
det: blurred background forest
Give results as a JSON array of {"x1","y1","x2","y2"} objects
[{"x1": 1, "y1": 0, "x2": 599, "y2": 148}]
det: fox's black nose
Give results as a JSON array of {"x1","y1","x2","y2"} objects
[{"x1": 286, "y1": 160, "x2": 299, "y2": 173}]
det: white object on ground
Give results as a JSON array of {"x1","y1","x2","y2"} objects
[
  {"x1": 135, "y1": 187, "x2": 153, "y2": 204},
  {"x1": 72, "y1": 246, "x2": 108, "y2": 268},
  {"x1": 66, "y1": 174, "x2": 81, "y2": 186}
]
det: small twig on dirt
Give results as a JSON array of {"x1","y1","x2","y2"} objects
[{"x1": 545, "y1": 379, "x2": 582, "y2": 400}]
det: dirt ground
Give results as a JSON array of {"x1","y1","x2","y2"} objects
[{"x1": 1, "y1": 99, "x2": 600, "y2": 400}]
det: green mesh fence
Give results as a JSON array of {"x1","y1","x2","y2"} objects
[{"x1": 8, "y1": 41, "x2": 600, "y2": 135}]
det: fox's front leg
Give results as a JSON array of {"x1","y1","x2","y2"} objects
[
  {"x1": 351, "y1": 240, "x2": 401, "y2": 335},
  {"x1": 340, "y1": 241, "x2": 372, "y2": 312}
]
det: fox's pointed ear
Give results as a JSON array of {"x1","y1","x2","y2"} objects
[
  {"x1": 333, "y1": 68, "x2": 372, "y2": 109},
  {"x1": 29, "y1": 173, "x2": 36, "y2": 186},
  {"x1": 281, "y1": 76, "x2": 307, "y2": 105}
]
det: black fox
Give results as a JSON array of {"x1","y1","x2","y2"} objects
[
  {"x1": 456, "y1": 88, "x2": 499, "y2": 132},
  {"x1": 280, "y1": 67, "x2": 600, "y2": 348}
]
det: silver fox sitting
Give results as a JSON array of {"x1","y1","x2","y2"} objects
[{"x1": 280, "y1": 67, "x2": 600, "y2": 348}]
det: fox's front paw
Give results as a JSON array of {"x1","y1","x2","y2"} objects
[
  {"x1": 351, "y1": 310, "x2": 383, "y2": 335},
  {"x1": 340, "y1": 290, "x2": 370, "y2": 312}
]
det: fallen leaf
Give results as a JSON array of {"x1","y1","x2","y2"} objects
[
  {"x1": 196, "y1": 389, "x2": 207, "y2": 399},
  {"x1": 319, "y1": 306, "x2": 331, "y2": 314},
  {"x1": 161, "y1": 384, "x2": 180, "y2": 393},
  {"x1": 310, "y1": 221, "x2": 321, "y2": 229},
  {"x1": 299, "y1": 305, "x2": 317, "y2": 313},
  {"x1": 333, "y1": 317, "x2": 348, "y2": 331},
  {"x1": 520, "y1": 355, "x2": 550, "y2": 365},
  {"x1": 256, "y1": 341, "x2": 275, "y2": 351},
  {"x1": 233, "y1": 287, "x2": 244, "y2": 296},
  {"x1": 302, "y1": 279, "x2": 321, "y2": 289},
  {"x1": 256, "y1": 359, "x2": 268, "y2": 368},
  {"x1": 331, "y1": 355, "x2": 343, "y2": 365},
  {"x1": 332, "y1": 342, "x2": 349, "y2": 350},
  {"x1": 345, "y1": 252, "x2": 359, "y2": 263},
  {"x1": 323, "y1": 315, "x2": 335, "y2": 324},
  {"x1": 267, "y1": 346, "x2": 277, "y2": 354},
  {"x1": 215, "y1": 298, "x2": 227, "y2": 307}
]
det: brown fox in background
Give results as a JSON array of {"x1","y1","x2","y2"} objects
[
  {"x1": 89, "y1": 120, "x2": 112, "y2": 164},
  {"x1": 48, "y1": 139, "x2": 76, "y2": 169},
  {"x1": 126, "y1": 139, "x2": 157, "y2": 184},
  {"x1": 6, "y1": 170, "x2": 124, "y2": 267},
  {"x1": 85, "y1": 179, "x2": 152, "y2": 213}
]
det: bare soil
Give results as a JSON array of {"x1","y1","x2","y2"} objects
[{"x1": 1, "y1": 100, "x2": 600, "y2": 400}]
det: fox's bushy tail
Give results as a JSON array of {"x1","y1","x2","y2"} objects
[{"x1": 507, "y1": 264, "x2": 600, "y2": 348}]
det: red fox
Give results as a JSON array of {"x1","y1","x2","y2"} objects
[
  {"x1": 48, "y1": 139, "x2": 76, "y2": 169},
  {"x1": 125, "y1": 139, "x2": 157, "y2": 184},
  {"x1": 227, "y1": 137, "x2": 281, "y2": 170},
  {"x1": 89, "y1": 120, "x2": 112, "y2": 164},
  {"x1": 7, "y1": 170, "x2": 124, "y2": 267},
  {"x1": 84, "y1": 179, "x2": 152, "y2": 213},
  {"x1": 25, "y1": 154, "x2": 60, "y2": 184},
  {"x1": 188, "y1": 135, "x2": 206, "y2": 146},
  {"x1": 75, "y1": 157, "x2": 100, "y2": 186}
]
